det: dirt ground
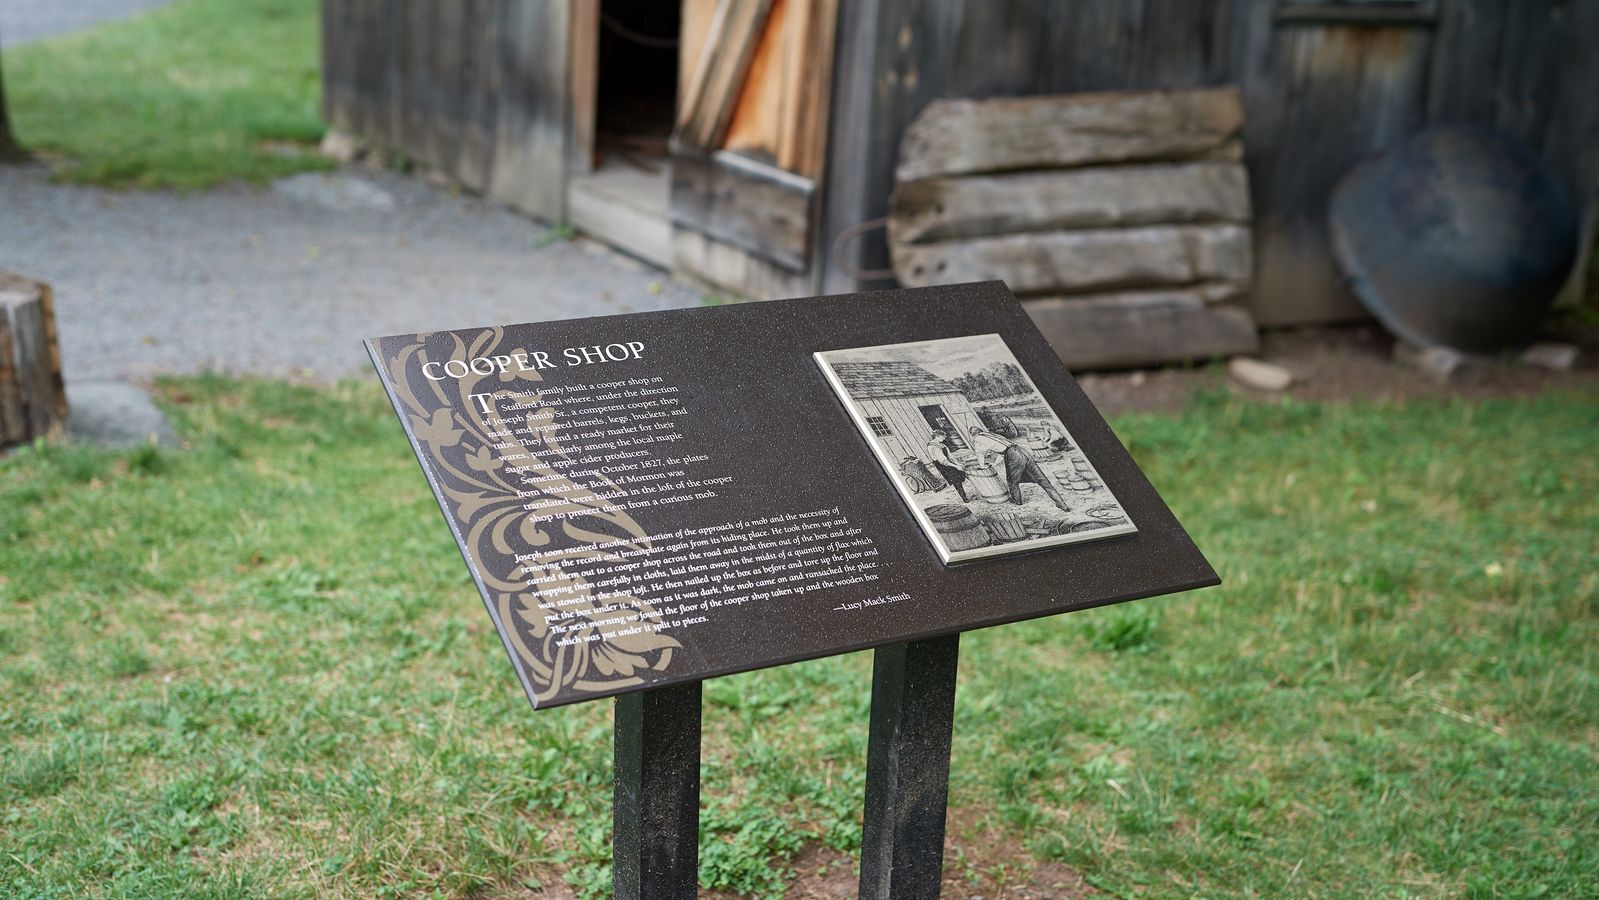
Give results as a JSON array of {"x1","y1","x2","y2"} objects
[
  {"x1": 1077, "y1": 322, "x2": 1599, "y2": 417},
  {"x1": 705, "y1": 809, "x2": 1107, "y2": 900}
]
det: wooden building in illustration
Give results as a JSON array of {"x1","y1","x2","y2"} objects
[
  {"x1": 321, "y1": 0, "x2": 1598, "y2": 362},
  {"x1": 830, "y1": 361, "x2": 981, "y2": 463}
]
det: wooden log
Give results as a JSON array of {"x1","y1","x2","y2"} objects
[
  {"x1": 893, "y1": 224, "x2": 1252, "y2": 296},
  {"x1": 0, "y1": 273, "x2": 68, "y2": 448},
  {"x1": 890, "y1": 161, "x2": 1252, "y2": 245},
  {"x1": 1024, "y1": 292, "x2": 1259, "y2": 370},
  {"x1": 896, "y1": 87, "x2": 1245, "y2": 182}
]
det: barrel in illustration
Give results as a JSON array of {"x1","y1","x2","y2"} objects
[
  {"x1": 961, "y1": 463, "x2": 1010, "y2": 502},
  {"x1": 925, "y1": 503, "x2": 992, "y2": 551},
  {"x1": 982, "y1": 511, "x2": 1029, "y2": 543},
  {"x1": 1023, "y1": 439, "x2": 1061, "y2": 462}
]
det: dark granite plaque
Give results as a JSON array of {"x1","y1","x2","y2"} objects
[{"x1": 367, "y1": 281, "x2": 1217, "y2": 709}]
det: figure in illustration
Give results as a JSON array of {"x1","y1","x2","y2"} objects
[
  {"x1": 1036, "y1": 420, "x2": 1072, "y2": 452},
  {"x1": 924, "y1": 429, "x2": 971, "y2": 502},
  {"x1": 969, "y1": 425, "x2": 1073, "y2": 513}
]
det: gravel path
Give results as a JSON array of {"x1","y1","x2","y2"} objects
[
  {"x1": 0, "y1": 0, "x2": 173, "y2": 47},
  {"x1": 0, "y1": 163, "x2": 701, "y2": 383}
]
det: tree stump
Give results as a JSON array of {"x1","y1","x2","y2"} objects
[{"x1": 0, "y1": 272, "x2": 68, "y2": 447}]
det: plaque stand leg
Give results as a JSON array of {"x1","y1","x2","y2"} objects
[
  {"x1": 614, "y1": 680, "x2": 703, "y2": 900},
  {"x1": 858, "y1": 633, "x2": 961, "y2": 900}
]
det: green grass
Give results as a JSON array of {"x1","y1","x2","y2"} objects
[
  {"x1": 3, "y1": 0, "x2": 328, "y2": 188},
  {"x1": 2, "y1": 378, "x2": 1596, "y2": 897}
]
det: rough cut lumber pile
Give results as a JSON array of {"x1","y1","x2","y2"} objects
[
  {"x1": 889, "y1": 87, "x2": 1260, "y2": 369},
  {"x1": 0, "y1": 272, "x2": 68, "y2": 448}
]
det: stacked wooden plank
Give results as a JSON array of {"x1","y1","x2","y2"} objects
[
  {"x1": 0, "y1": 273, "x2": 67, "y2": 448},
  {"x1": 889, "y1": 87, "x2": 1260, "y2": 369}
]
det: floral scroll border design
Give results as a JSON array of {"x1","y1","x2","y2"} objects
[{"x1": 382, "y1": 327, "x2": 679, "y2": 704}]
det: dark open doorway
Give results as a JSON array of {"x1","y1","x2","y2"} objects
[{"x1": 568, "y1": 0, "x2": 682, "y2": 267}]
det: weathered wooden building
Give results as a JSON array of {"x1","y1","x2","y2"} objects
[
  {"x1": 322, "y1": 0, "x2": 1598, "y2": 360},
  {"x1": 830, "y1": 360, "x2": 982, "y2": 462}
]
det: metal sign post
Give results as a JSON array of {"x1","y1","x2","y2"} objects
[
  {"x1": 614, "y1": 681, "x2": 703, "y2": 899},
  {"x1": 612, "y1": 633, "x2": 960, "y2": 899}
]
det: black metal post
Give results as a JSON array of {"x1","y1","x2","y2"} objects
[
  {"x1": 858, "y1": 633, "x2": 961, "y2": 899},
  {"x1": 614, "y1": 680, "x2": 703, "y2": 899}
]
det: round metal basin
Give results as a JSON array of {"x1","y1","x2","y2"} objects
[{"x1": 1328, "y1": 127, "x2": 1579, "y2": 353}]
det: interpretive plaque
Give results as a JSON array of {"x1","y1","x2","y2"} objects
[{"x1": 367, "y1": 281, "x2": 1216, "y2": 710}]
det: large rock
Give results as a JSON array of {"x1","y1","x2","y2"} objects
[{"x1": 65, "y1": 382, "x2": 180, "y2": 449}]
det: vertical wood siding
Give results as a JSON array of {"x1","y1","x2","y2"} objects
[
  {"x1": 322, "y1": 0, "x2": 572, "y2": 220},
  {"x1": 819, "y1": 0, "x2": 1598, "y2": 326}
]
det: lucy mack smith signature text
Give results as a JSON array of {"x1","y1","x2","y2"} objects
[{"x1": 834, "y1": 592, "x2": 911, "y2": 613}]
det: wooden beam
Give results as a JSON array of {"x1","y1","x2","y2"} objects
[
  {"x1": 723, "y1": 0, "x2": 793, "y2": 161},
  {"x1": 568, "y1": 0, "x2": 599, "y2": 174},
  {"x1": 671, "y1": 151, "x2": 815, "y2": 272},
  {"x1": 1025, "y1": 293, "x2": 1260, "y2": 371},
  {"x1": 892, "y1": 224, "x2": 1253, "y2": 296},
  {"x1": 778, "y1": 0, "x2": 839, "y2": 177},
  {"x1": 890, "y1": 162, "x2": 1252, "y2": 245}
]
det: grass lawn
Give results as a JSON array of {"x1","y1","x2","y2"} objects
[
  {"x1": 2, "y1": 0, "x2": 327, "y2": 188},
  {"x1": 2, "y1": 378, "x2": 1596, "y2": 897}
]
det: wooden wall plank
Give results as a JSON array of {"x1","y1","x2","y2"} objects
[
  {"x1": 398, "y1": 2, "x2": 430, "y2": 162},
  {"x1": 1249, "y1": 22, "x2": 1434, "y2": 325},
  {"x1": 679, "y1": 0, "x2": 720, "y2": 120},
  {"x1": 319, "y1": 0, "x2": 343, "y2": 125},
  {"x1": 568, "y1": 0, "x2": 599, "y2": 173},
  {"x1": 723, "y1": 0, "x2": 794, "y2": 161},
  {"x1": 779, "y1": 0, "x2": 839, "y2": 177},
  {"x1": 896, "y1": 88, "x2": 1244, "y2": 182},
  {"x1": 416, "y1": 3, "x2": 448, "y2": 171},
  {"x1": 379, "y1": 0, "x2": 403, "y2": 147},
  {"x1": 355, "y1": 0, "x2": 383, "y2": 140},
  {"x1": 487, "y1": 0, "x2": 571, "y2": 220},
  {"x1": 432, "y1": 3, "x2": 466, "y2": 179},
  {"x1": 454, "y1": 0, "x2": 493, "y2": 191},
  {"x1": 1024, "y1": 293, "x2": 1259, "y2": 370}
]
